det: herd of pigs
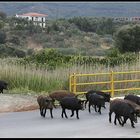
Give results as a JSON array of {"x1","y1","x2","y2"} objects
[
  {"x1": 37, "y1": 90, "x2": 140, "y2": 128},
  {"x1": 0, "y1": 80, "x2": 140, "y2": 128}
]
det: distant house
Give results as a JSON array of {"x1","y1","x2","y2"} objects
[
  {"x1": 113, "y1": 17, "x2": 130, "y2": 22},
  {"x1": 113, "y1": 17, "x2": 140, "y2": 22},
  {"x1": 15, "y1": 12, "x2": 48, "y2": 28},
  {"x1": 131, "y1": 17, "x2": 140, "y2": 22}
]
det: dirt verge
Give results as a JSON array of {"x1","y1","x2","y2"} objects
[{"x1": 0, "y1": 94, "x2": 39, "y2": 113}]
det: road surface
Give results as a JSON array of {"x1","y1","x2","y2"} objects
[{"x1": 0, "y1": 103, "x2": 140, "y2": 138}]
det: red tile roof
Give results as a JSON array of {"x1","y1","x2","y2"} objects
[{"x1": 19, "y1": 12, "x2": 48, "y2": 17}]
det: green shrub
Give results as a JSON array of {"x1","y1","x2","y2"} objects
[{"x1": 0, "y1": 30, "x2": 6, "y2": 44}]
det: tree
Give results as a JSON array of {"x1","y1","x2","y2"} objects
[
  {"x1": 106, "y1": 47, "x2": 121, "y2": 58},
  {"x1": 0, "y1": 20, "x2": 4, "y2": 29},
  {"x1": 26, "y1": 22, "x2": 42, "y2": 35},
  {"x1": 10, "y1": 36, "x2": 20, "y2": 45},
  {"x1": 14, "y1": 49, "x2": 26, "y2": 58},
  {"x1": 114, "y1": 25, "x2": 140, "y2": 53},
  {"x1": 0, "y1": 31, "x2": 6, "y2": 44},
  {"x1": 0, "y1": 11, "x2": 7, "y2": 20}
]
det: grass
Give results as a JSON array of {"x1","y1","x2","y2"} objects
[{"x1": 0, "y1": 55, "x2": 140, "y2": 96}]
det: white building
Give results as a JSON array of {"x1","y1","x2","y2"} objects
[
  {"x1": 113, "y1": 17, "x2": 130, "y2": 22},
  {"x1": 15, "y1": 12, "x2": 48, "y2": 28},
  {"x1": 113, "y1": 17, "x2": 140, "y2": 22}
]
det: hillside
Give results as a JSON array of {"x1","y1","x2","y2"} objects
[
  {"x1": 0, "y1": 3, "x2": 139, "y2": 57},
  {"x1": 0, "y1": 16, "x2": 116, "y2": 57},
  {"x1": 1, "y1": 2, "x2": 140, "y2": 19}
]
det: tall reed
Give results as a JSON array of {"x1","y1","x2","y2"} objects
[{"x1": 0, "y1": 56, "x2": 139, "y2": 95}]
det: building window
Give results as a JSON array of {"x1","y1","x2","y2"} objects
[
  {"x1": 35, "y1": 17, "x2": 38, "y2": 21},
  {"x1": 42, "y1": 17, "x2": 44, "y2": 22}
]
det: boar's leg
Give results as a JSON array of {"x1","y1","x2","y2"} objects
[
  {"x1": 88, "y1": 103, "x2": 91, "y2": 113},
  {"x1": 114, "y1": 114, "x2": 118, "y2": 125},
  {"x1": 76, "y1": 110, "x2": 79, "y2": 119},
  {"x1": 70, "y1": 110, "x2": 74, "y2": 117},
  {"x1": 98, "y1": 105, "x2": 102, "y2": 114},
  {"x1": 43, "y1": 108, "x2": 46, "y2": 117},
  {"x1": 61, "y1": 108, "x2": 67, "y2": 118},
  {"x1": 50, "y1": 109, "x2": 53, "y2": 118},
  {"x1": 94, "y1": 105, "x2": 97, "y2": 112},
  {"x1": 109, "y1": 111, "x2": 112, "y2": 123}
]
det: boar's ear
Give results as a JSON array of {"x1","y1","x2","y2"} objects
[
  {"x1": 124, "y1": 95, "x2": 127, "y2": 99},
  {"x1": 106, "y1": 93, "x2": 111, "y2": 97}
]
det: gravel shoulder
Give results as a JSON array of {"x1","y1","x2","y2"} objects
[{"x1": 0, "y1": 93, "x2": 39, "y2": 113}]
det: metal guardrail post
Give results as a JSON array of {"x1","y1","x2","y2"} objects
[
  {"x1": 69, "y1": 75, "x2": 72, "y2": 92},
  {"x1": 73, "y1": 73, "x2": 76, "y2": 93},
  {"x1": 110, "y1": 71, "x2": 114, "y2": 97}
]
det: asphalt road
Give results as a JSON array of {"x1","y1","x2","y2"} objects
[{"x1": 0, "y1": 103, "x2": 140, "y2": 138}]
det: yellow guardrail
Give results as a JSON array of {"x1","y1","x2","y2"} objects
[{"x1": 69, "y1": 71, "x2": 140, "y2": 97}]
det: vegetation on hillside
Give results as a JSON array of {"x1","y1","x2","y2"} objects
[
  {"x1": 0, "y1": 13, "x2": 139, "y2": 57},
  {"x1": 0, "y1": 14, "x2": 120, "y2": 57},
  {"x1": 114, "y1": 24, "x2": 140, "y2": 53},
  {"x1": 0, "y1": 11, "x2": 140, "y2": 94}
]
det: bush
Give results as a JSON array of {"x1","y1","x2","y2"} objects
[
  {"x1": 0, "y1": 31, "x2": 6, "y2": 44},
  {"x1": 114, "y1": 24, "x2": 140, "y2": 53},
  {"x1": 55, "y1": 48, "x2": 78, "y2": 55},
  {"x1": 9, "y1": 36, "x2": 20, "y2": 45},
  {"x1": 0, "y1": 11, "x2": 7, "y2": 20},
  {"x1": 14, "y1": 49, "x2": 26, "y2": 58},
  {"x1": 106, "y1": 47, "x2": 121, "y2": 58},
  {"x1": 0, "y1": 45, "x2": 26, "y2": 58}
]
